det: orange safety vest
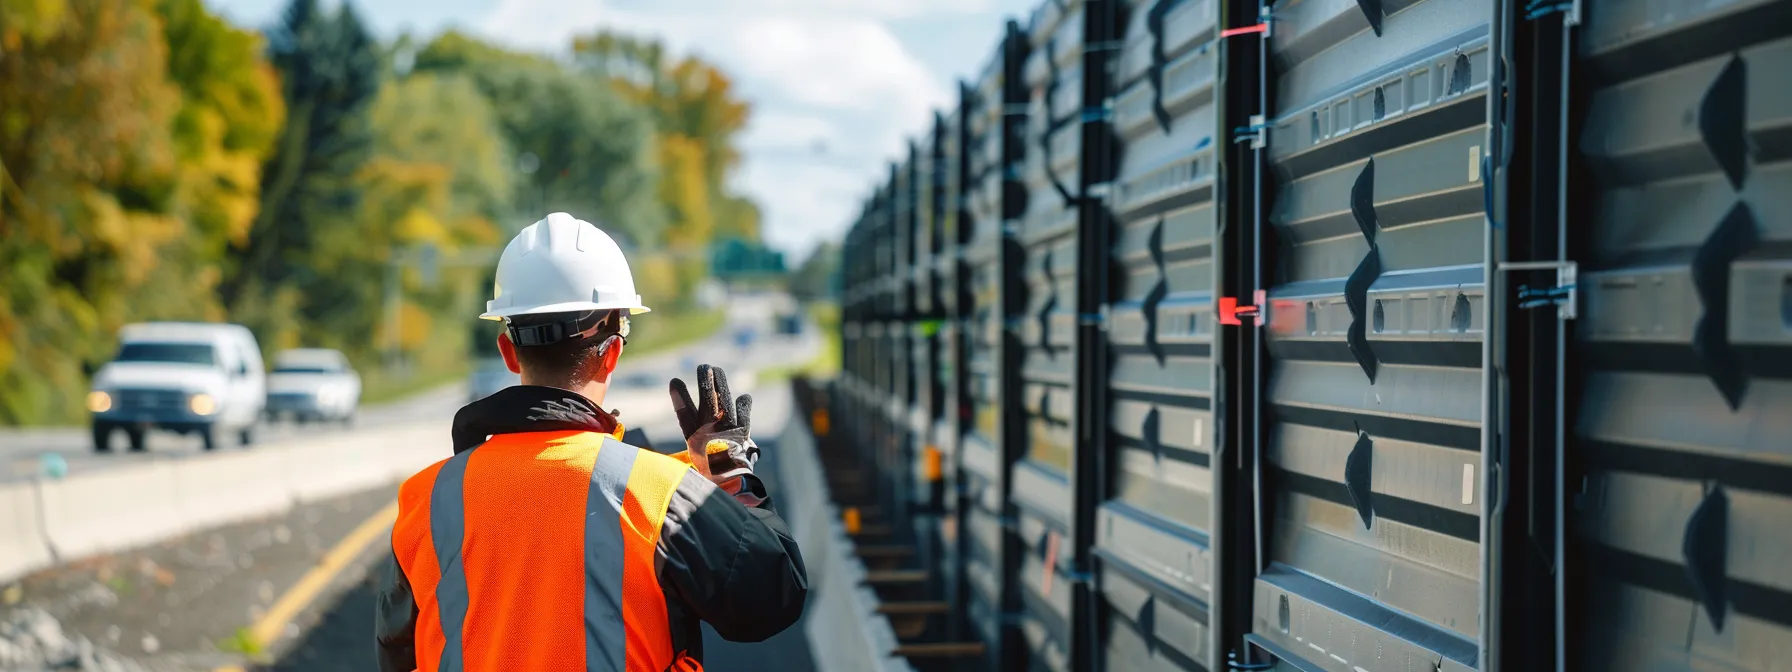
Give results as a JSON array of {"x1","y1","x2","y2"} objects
[{"x1": 391, "y1": 428, "x2": 703, "y2": 672}]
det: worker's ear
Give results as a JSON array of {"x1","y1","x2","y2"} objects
[
  {"x1": 596, "y1": 335, "x2": 624, "y2": 379},
  {"x1": 497, "y1": 331, "x2": 522, "y2": 375}
]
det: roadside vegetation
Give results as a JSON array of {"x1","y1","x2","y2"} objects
[
  {"x1": 0, "y1": 0, "x2": 761, "y2": 425},
  {"x1": 759, "y1": 303, "x2": 842, "y2": 384}
]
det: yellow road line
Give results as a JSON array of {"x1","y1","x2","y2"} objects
[{"x1": 248, "y1": 499, "x2": 400, "y2": 648}]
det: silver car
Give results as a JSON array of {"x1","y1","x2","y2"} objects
[{"x1": 265, "y1": 348, "x2": 361, "y2": 425}]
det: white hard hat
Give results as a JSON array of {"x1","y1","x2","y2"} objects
[{"x1": 480, "y1": 212, "x2": 651, "y2": 322}]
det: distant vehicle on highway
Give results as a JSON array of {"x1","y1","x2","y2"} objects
[
  {"x1": 468, "y1": 357, "x2": 521, "y2": 403},
  {"x1": 265, "y1": 348, "x2": 361, "y2": 426},
  {"x1": 774, "y1": 313, "x2": 803, "y2": 336},
  {"x1": 87, "y1": 322, "x2": 266, "y2": 452},
  {"x1": 615, "y1": 370, "x2": 660, "y2": 390},
  {"x1": 734, "y1": 327, "x2": 757, "y2": 350}
]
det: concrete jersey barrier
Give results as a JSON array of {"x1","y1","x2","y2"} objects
[
  {"x1": 1, "y1": 421, "x2": 455, "y2": 586},
  {"x1": 0, "y1": 481, "x2": 52, "y2": 582},
  {"x1": 37, "y1": 462, "x2": 187, "y2": 561},
  {"x1": 771, "y1": 401, "x2": 916, "y2": 672}
]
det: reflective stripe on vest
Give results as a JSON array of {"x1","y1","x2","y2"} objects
[
  {"x1": 410, "y1": 433, "x2": 692, "y2": 671},
  {"x1": 430, "y1": 448, "x2": 474, "y2": 672}
]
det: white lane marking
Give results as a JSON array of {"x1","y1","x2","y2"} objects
[
  {"x1": 1332, "y1": 654, "x2": 1350, "y2": 665},
  {"x1": 1468, "y1": 145, "x2": 1481, "y2": 182},
  {"x1": 1309, "y1": 642, "x2": 1326, "y2": 654}
]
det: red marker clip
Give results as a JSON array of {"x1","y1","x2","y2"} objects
[
  {"x1": 1219, "y1": 290, "x2": 1268, "y2": 326},
  {"x1": 1220, "y1": 23, "x2": 1269, "y2": 38}
]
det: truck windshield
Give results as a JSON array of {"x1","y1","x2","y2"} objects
[
  {"x1": 274, "y1": 366, "x2": 335, "y2": 374},
  {"x1": 116, "y1": 342, "x2": 217, "y2": 366}
]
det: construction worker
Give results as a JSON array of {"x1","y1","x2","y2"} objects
[{"x1": 375, "y1": 213, "x2": 807, "y2": 671}]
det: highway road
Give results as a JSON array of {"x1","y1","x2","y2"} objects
[{"x1": 0, "y1": 292, "x2": 818, "y2": 484}]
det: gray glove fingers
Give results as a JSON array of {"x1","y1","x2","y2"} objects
[
  {"x1": 705, "y1": 365, "x2": 735, "y2": 427},
  {"x1": 669, "y1": 378, "x2": 699, "y2": 438},
  {"x1": 694, "y1": 364, "x2": 718, "y2": 427},
  {"x1": 733, "y1": 393, "x2": 752, "y2": 434}
]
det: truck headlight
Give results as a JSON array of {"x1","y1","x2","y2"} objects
[
  {"x1": 87, "y1": 391, "x2": 112, "y2": 413},
  {"x1": 189, "y1": 393, "x2": 217, "y2": 416}
]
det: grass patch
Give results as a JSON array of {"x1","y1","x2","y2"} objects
[
  {"x1": 758, "y1": 302, "x2": 841, "y2": 384},
  {"x1": 217, "y1": 627, "x2": 265, "y2": 656},
  {"x1": 623, "y1": 307, "x2": 727, "y2": 358}
]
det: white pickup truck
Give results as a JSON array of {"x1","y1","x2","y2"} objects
[{"x1": 87, "y1": 322, "x2": 266, "y2": 452}]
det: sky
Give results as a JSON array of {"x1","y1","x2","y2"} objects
[{"x1": 203, "y1": 0, "x2": 1041, "y2": 261}]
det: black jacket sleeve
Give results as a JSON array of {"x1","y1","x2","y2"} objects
[
  {"x1": 656, "y1": 470, "x2": 808, "y2": 642},
  {"x1": 375, "y1": 549, "x2": 420, "y2": 672}
]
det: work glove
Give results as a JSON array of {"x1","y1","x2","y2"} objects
[{"x1": 669, "y1": 364, "x2": 765, "y2": 508}]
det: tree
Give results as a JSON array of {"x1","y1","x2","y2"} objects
[
  {"x1": 573, "y1": 31, "x2": 757, "y2": 248},
  {"x1": 0, "y1": 0, "x2": 281, "y2": 423},
  {"x1": 413, "y1": 31, "x2": 664, "y2": 245},
  {"x1": 368, "y1": 72, "x2": 512, "y2": 230},
  {"x1": 220, "y1": 0, "x2": 381, "y2": 334},
  {"x1": 151, "y1": 0, "x2": 286, "y2": 318},
  {"x1": 787, "y1": 241, "x2": 841, "y2": 304}
]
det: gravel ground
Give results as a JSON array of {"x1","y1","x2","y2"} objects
[{"x1": 0, "y1": 486, "x2": 399, "y2": 671}]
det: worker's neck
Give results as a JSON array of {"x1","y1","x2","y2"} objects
[
  {"x1": 520, "y1": 374, "x2": 609, "y2": 408},
  {"x1": 572, "y1": 380, "x2": 609, "y2": 408}
]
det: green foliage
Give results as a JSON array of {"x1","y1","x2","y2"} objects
[
  {"x1": 220, "y1": 0, "x2": 382, "y2": 347},
  {"x1": 787, "y1": 241, "x2": 842, "y2": 304},
  {"x1": 0, "y1": 6, "x2": 765, "y2": 425},
  {"x1": 0, "y1": 0, "x2": 279, "y2": 423},
  {"x1": 623, "y1": 307, "x2": 726, "y2": 358},
  {"x1": 758, "y1": 303, "x2": 841, "y2": 383},
  {"x1": 217, "y1": 627, "x2": 264, "y2": 656},
  {"x1": 370, "y1": 73, "x2": 512, "y2": 229},
  {"x1": 574, "y1": 31, "x2": 758, "y2": 257},
  {"x1": 413, "y1": 31, "x2": 664, "y2": 246}
]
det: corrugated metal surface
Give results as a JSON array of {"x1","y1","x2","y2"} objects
[
  {"x1": 1014, "y1": 2, "x2": 1087, "y2": 669},
  {"x1": 1095, "y1": 1, "x2": 1222, "y2": 670},
  {"x1": 960, "y1": 32, "x2": 1020, "y2": 667},
  {"x1": 1571, "y1": 0, "x2": 1792, "y2": 668},
  {"x1": 1249, "y1": 0, "x2": 1492, "y2": 668},
  {"x1": 822, "y1": 0, "x2": 1792, "y2": 669},
  {"x1": 931, "y1": 110, "x2": 965, "y2": 633}
]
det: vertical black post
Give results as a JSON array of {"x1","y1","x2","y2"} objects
[
  {"x1": 1493, "y1": 0, "x2": 1570, "y2": 667},
  {"x1": 1072, "y1": 1, "x2": 1118, "y2": 670},
  {"x1": 1214, "y1": 0, "x2": 1269, "y2": 662},
  {"x1": 949, "y1": 80, "x2": 977, "y2": 648},
  {"x1": 997, "y1": 19, "x2": 1032, "y2": 672}
]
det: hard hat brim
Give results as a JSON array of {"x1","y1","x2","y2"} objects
[{"x1": 480, "y1": 300, "x2": 652, "y2": 321}]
